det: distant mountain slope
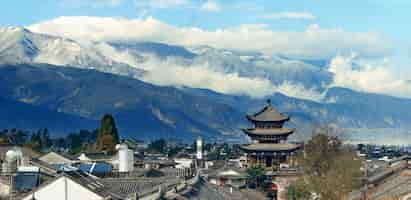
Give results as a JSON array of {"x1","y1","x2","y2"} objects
[
  {"x1": 322, "y1": 87, "x2": 411, "y2": 128},
  {"x1": 182, "y1": 85, "x2": 411, "y2": 130},
  {"x1": 0, "y1": 63, "x2": 245, "y2": 141},
  {"x1": 1, "y1": 63, "x2": 411, "y2": 143},
  {"x1": 0, "y1": 96, "x2": 97, "y2": 134}
]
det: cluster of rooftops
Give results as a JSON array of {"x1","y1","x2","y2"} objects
[
  {"x1": 0, "y1": 146, "x2": 197, "y2": 200},
  {"x1": 0, "y1": 99, "x2": 301, "y2": 199}
]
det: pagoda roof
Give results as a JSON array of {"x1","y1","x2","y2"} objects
[
  {"x1": 240, "y1": 143, "x2": 299, "y2": 153},
  {"x1": 247, "y1": 101, "x2": 289, "y2": 122},
  {"x1": 242, "y1": 128, "x2": 294, "y2": 136}
]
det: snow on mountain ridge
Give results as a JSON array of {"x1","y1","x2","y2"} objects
[
  {"x1": 0, "y1": 27, "x2": 331, "y2": 100},
  {"x1": 0, "y1": 27, "x2": 145, "y2": 78},
  {"x1": 0, "y1": 27, "x2": 40, "y2": 62}
]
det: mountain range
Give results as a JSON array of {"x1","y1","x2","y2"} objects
[{"x1": 0, "y1": 27, "x2": 410, "y2": 143}]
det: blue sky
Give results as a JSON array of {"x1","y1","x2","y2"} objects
[
  {"x1": 1, "y1": 0, "x2": 410, "y2": 74},
  {"x1": 1, "y1": 0, "x2": 409, "y2": 35}
]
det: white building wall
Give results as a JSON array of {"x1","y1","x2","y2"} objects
[
  {"x1": 0, "y1": 181, "x2": 10, "y2": 198},
  {"x1": 118, "y1": 144, "x2": 134, "y2": 172},
  {"x1": 127, "y1": 149, "x2": 134, "y2": 172},
  {"x1": 22, "y1": 176, "x2": 104, "y2": 200},
  {"x1": 196, "y1": 138, "x2": 203, "y2": 160}
]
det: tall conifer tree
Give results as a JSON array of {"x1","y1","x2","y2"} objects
[{"x1": 96, "y1": 114, "x2": 120, "y2": 152}]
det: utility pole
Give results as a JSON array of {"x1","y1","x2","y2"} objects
[
  {"x1": 9, "y1": 173, "x2": 13, "y2": 200},
  {"x1": 65, "y1": 175, "x2": 68, "y2": 200}
]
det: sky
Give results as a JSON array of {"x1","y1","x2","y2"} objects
[
  {"x1": 1, "y1": 0, "x2": 411, "y2": 99},
  {"x1": 1, "y1": 0, "x2": 409, "y2": 37},
  {"x1": 2, "y1": 1, "x2": 410, "y2": 59}
]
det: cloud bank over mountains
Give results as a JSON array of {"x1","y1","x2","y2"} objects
[
  {"x1": 329, "y1": 55, "x2": 411, "y2": 99},
  {"x1": 28, "y1": 16, "x2": 391, "y2": 59},
  {"x1": 23, "y1": 16, "x2": 411, "y2": 101}
]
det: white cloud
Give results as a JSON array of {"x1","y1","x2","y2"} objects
[
  {"x1": 28, "y1": 16, "x2": 391, "y2": 60},
  {"x1": 232, "y1": 2, "x2": 263, "y2": 12},
  {"x1": 258, "y1": 12, "x2": 317, "y2": 20},
  {"x1": 110, "y1": 0, "x2": 123, "y2": 5},
  {"x1": 328, "y1": 54, "x2": 411, "y2": 98},
  {"x1": 275, "y1": 82, "x2": 323, "y2": 101},
  {"x1": 143, "y1": 63, "x2": 274, "y2": 98},
  {"x1": 201, "y1": 0, "x2": 221, "y2": 12},
  {"x1": 93, "y1": 42, "x2": 323, "y2": 100},
  {"x1": 133, "y1": 0, "x2": 190, "y2": 9},
  {"x1": 59, "y1": 0, "x2": 124, "y2": 8},
  {"x1": 134, "y1": 56, "x2": 322, "y2": 99}
]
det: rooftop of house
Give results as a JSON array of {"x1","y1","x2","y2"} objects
[
  {"x1": 78, "y1": 152, "x2": 116, "y2": 160},
  {"x1": 208, "y1": 166, "x2": 247, "y2": 179},
  {"x1": 78, "y1": 163, "x2": 113, "y2": 174},
  {"x1": 38, "y1": 151, "x2": 78, "y2": 164}
]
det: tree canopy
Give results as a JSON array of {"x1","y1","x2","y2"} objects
[
  {"x1": 96, "y1": 114, "x2": 120, "y2": 153},
  {"x1": 246, "y1": 167, "x2": 265, "y2": 188},
  {"x1": 148, "y1": 139, "x2": 167, "y2": 154},
  {"x1": 288, "y1": 128, "x2": 362, "y2": 200}
]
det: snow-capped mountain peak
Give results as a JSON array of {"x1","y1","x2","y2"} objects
[
  {"x1": 0, "y1": 28, "x2": 333, "y2": 100},
  {"x1": 0, "y1": 27, "x2": 145, "y2": 78},
  {"x1": 0, "y1": 27, "x2": 40, "y2": 62}
]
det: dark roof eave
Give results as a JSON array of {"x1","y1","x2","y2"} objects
[
  {"x1": 242, "y1": 128, "x2": 295, "y2": 136},
  {"x1": 246, "y1": 115, "x2": 290, "y2": 123},
  {"x1": 239, "y1": 145, "x2": 300, "y2": 153}
]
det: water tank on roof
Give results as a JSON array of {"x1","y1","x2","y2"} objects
[
  {"x1": 196, "y1": 137, "x2": 203, "y2": 160},
  {"x1": 2, "y1": 147, "x2": 23, "y2": 173},
  {"x1": 116, "y1": 143, "x2": 134, "y2": 173}
]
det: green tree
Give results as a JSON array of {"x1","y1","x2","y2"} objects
[
  {"x1": 40, "y1": 128, "x2": 52, "y2": 148},
  {"x1": 26, "y1": 131, "x2": 42, "y2": 151},
  {"x1": 287, "y1": 178, "x2": 312, "y2": 200},
  {"x1": 68, "y1": 132, "x2": 83, "y2": 153},
  {"x1": 148, "y1": 139, "x2": 167, "y2": 154},
  {"x1": 246, "y1": 167, "x2": 265, "y2": 189},
  {"x1": 0, "y1": 136, "x2": 10, "y2": 145},
  {"x1": 96, "y1": 114, "x2": 120, "y2": 152}
]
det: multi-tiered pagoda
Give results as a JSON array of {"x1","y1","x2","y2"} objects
[{"x1": 241, "y1": 100, "x2": 299, "y2": 169}]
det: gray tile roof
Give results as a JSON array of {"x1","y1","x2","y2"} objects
[
  {"x1": 64, "y1": 171, "x2": 118, "y2": 199},
  {"x1": 79, "y1": 152, "x2": 115, "y2": 160},
  {"x1": 246, "y1": 103, "x2": 289, "y2": 122}
]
